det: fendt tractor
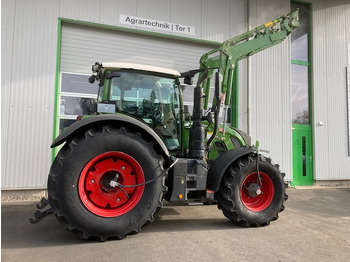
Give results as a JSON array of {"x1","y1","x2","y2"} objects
[{"x1": 30, "y1": 10, "x2": 299, "y2": 241}]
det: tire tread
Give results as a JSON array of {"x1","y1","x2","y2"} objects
[
  {"x1": 48, "y1": 125, "x2": 166, "y2": 241},
  {"x1": 216, "y1": 153, "x2": 287, "y2": 227}
]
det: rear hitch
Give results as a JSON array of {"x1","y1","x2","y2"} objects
[
  {"x1": 36, "y1": 197, "x2": 50, "y2": 209},
  {"x1": 202, "y1": 189, "x2": 217, "y2": 205},
  {"x1": 29, "y1": 197, "x2": 53, "y2": 224}
]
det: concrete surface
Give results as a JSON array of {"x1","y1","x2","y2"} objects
[{"x1": 2, "y1": 188, "x2": 350, "y2": 262}]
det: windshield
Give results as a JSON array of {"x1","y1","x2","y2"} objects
[{"x1": 106, "y1": 71, "x2": 181, "y2": 151}]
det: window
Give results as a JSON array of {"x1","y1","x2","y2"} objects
[
  {"x1": 181, "y1": 79, "x2": 230, "y2": 124},
  {"x1": 291, "y1": 2, "x2": 311, "y2": 125},
  {"x1": 104, "y1": 71, "x2": 181, "y2": 150},
  {"x1": 291, "y1": 4, "x2": 309, "y2": 62},
  {"x1": 58, "y1": 73, "x2": 99, "y2": 134},
  {"x1": 291, "y1": 64, "x2": 309, "y2": 124}
]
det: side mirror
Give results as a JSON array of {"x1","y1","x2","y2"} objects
[
  {"x1": 89, "y1": 75, "x2": 96, "y2": 84},
  {"x1": 106, "y1": 72, "x2": 121, "y2": 79},
  {"x1": 184, "y1": 76, "x2": 193, "y2": 85}
]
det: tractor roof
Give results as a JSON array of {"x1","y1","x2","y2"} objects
[{"x1": 102, "y1": 62, "x2": 181, "y2": 77}]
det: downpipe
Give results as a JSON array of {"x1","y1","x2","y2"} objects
[{"x1": 247, "y1": 0, "x2": 251, "y2": 135}]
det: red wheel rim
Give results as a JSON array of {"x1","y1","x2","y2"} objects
[
  {"x1": 78, "y1": 152, "x2": 144, "y2": 217},
  {"x1": 240, "y1": 172, "x2": 274, "y2": 212}
]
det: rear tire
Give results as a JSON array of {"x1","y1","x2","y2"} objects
[
  {"x1": 216, "y1": 153, "x2": 287, "y2": 227},
  {"x1": 48, "y1": 125, "x2": 165, "y2": 240}
]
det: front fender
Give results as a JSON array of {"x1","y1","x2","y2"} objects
[
  {"x1": 207, "y1": 147, "x2": 256, "y2": 192},
  {"x1": 52, "y1": 114, "x2": 169, "y2": 157}
]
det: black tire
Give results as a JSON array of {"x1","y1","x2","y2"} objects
[
  {"x1": 216, "y1": 153, "x2": 287, "y2": 227},
  {"x1": 48, "y1": 125, "x2": 166, "y2": 241}
]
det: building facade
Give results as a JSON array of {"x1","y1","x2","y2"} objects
[{"x1": 2, "y1": 0, "x2": 350, "y2": 194}]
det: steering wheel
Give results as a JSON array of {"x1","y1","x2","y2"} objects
[{"x1": 151, "y1": 105, "x2": 164, "y2": 125}]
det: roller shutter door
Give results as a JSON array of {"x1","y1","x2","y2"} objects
[{"x1": 60, "y1": 22, "x2": 217, "y2": 74}]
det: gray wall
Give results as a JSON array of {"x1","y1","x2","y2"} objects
[
  {"x1": 2, "y1": 0, "x2": 59, "y2": 188},
  {"x1": 312, "y1": 0, "x2": 350, "y2": 180},
  {"x1": 245, "y1": 0, "x2": 350, "y2": 182},
  {"x1": 248, "y1": 0, "x2": 292, "y2": 179}
]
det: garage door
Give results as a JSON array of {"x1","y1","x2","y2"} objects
[{"x1": 57, "y1": 22, "x2": 218, "y2": 135}]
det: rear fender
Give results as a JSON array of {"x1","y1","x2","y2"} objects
[
  {"x1": 207, "y1": 147, "x2": 256, "y2": 192},
  {"x1": 52, "y1": 114, "x2": 169, "y2": 157}
]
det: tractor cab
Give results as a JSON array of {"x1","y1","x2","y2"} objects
[{"x1": 92, "y1": 62, "x2": 183, "y2": 151}]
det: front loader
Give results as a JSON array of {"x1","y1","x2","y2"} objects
[{"x1": 31, "y1": 10, "x2": 299, "y2": 240}]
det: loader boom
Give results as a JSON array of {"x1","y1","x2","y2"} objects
[{"x1": 200, "y1": 9, "x2": 299, "y2": 107}]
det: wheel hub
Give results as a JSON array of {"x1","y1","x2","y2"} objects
[
  {"x1": 99, "y1": 172, "x2": 120, "y2": 193},
  {"x1": 109, "y1": 174, "x2": 119, "y2": 188},
  {"x1": 245, "y1": 183, "x2": 262, "y2": 198},
  {"x1": 78, "y1": 151, "x2": 145, "y2": 217},
  {"x1": 240, "y1": 171, "x2": 274, "y2": 212}
]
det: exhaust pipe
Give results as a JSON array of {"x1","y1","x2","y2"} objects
[{"x1": 189, "y1": 70, "x2": 208, "y2": 159}]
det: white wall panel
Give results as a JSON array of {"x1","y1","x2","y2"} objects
[
  {"x1": 100, "y1": 0, "x2": 138, "y2": 26},
  {"x1": 137, "y1": 0, "x2": 170, "y2": 21},
  {"x1": 202, "y1": 0, "x2": 231, "y2": 42},
  {"x1": 232, "y1": 1, "x2": 249, "y2": 132},
  {"x1": 1, "y1": 0, "x2": 59, "y2": 188},
  {"x1": 280, "y1": 0, "x2": 293, "y2": 181},
  {"x1": 170, "y1": 0, "x2": 202, "y2": 38},
  {"x1": 238, "y1": 59, "x2": 248, "y2": 131},
  {"x1": 59, "y1": 0, "x2": 100, "y2": 22},
  {"x1": 249, "y1": 0, "x2": 292, "y2": 180},
  {"x1": 313, "y1": 0, "x2": 350, "y2": 180},
  {"x1": 312, "y1": 0, "x2": 329, "y2": 181},
  {"x1": 1, "y1": 0, "x2": 16, "y2": 181},
  {"x1": 230, "y1": 0, "x2": 248, "y2": 36}
]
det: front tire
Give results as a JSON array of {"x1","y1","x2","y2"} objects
[
  {"x1": 48, "y1": 125, "x2": 166, "y2": 240},
  {"x1": 216, "y1": 153, "x2": 287, "y2": 227}
]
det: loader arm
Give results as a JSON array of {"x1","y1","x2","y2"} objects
[{"x1": 200, "y1": 9, "x2": 299, "y2": 107}]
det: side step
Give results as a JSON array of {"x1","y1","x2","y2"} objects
[{"x1": 166, "y1": 158, "x2": 208, "y2": 203}]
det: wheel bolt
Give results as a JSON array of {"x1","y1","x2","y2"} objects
[
  {"x1": 116, "y1": 198, "x2": 120, "y2": 202},
  {"x1": 90, "y1": 179, "x2": 95, "y2": 184},
  {"x1": 121, "y1": 166, "x2": 125, "y2": 170}
]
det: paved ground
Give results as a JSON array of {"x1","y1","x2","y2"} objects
[{"x1": 2, "y1": 188, "x2": 350, "y2": 262}]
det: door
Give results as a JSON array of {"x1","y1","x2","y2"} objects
[
  {"x1": 290, "y1": 2, "x2": 313, "y2": 186},
  {"x1": 292, "y1": 125, "x2": 313, "y2": 186}
]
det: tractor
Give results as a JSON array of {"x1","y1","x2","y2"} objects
[{"x1": 31, "y1": 10, "x2": 299, "y2": 241}]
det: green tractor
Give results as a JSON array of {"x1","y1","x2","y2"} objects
[{"x1": 38, "y1": 10, "x2": 299, "y2": 240}]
